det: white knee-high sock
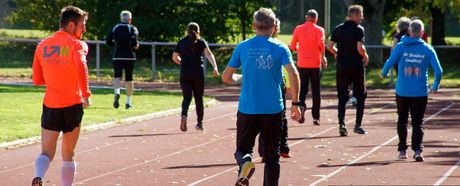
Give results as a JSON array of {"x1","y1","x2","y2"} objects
[
  {"x1": 34, "y1": 154, "x2": 50, "y2": 178},
  {"x1": 61, "y1": 161, "x2": 76, "y2": 186},
  {"x1": 114, "y1": 78, "x2": 121, "y2": 95}
]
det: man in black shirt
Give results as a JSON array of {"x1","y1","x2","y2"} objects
[
  {"x1": 327, "y1": 5, "x2": 369, "y2": 136},
  {"x1": 106, "y1": 10, "x2": 139, "y2": 109}
]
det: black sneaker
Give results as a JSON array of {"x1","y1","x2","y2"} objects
[
  {"x1": 125, "y1": 104, "x2": 132, "y2": 109},
  {"x1": 313, "y1": 119, "x2": 320, "y2": 126},
  {"x1": 398, "y1": 150, "x2": 408, "y2": 160},
  {"x1": 235, "y1": 161, "x2": 255, "y2": 186},
  {"x1": 414, "y1": 150, "x2": 424, "y2": 162},
  {"x1": 113, "y1": 94, "x2": 120, "y2": 109},
  {"x1": 195, "y1": 122, "x2": 204, "y2": 131},
  {"x1": 353, "y1": 127, "x2": 367, "y2": 135},
  {"x1": 31, "y1": 177, "x2": 43, "y2": 186},
  {"x1": 298, "y1": 106, "x2": 306, "y2": 124},
  {"x1": 339, "y1": 127, "x2": 348, "y2": 137},
  {"x1": 180, "y1": 116, "x2": 187, "y2": 132}
]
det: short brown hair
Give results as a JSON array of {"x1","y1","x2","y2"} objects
[
  {"x1": 253, "y1": 8, "x2": 276, "y2": 33},
  {"x1": 60, "y1": 6, "x2": 88, "y2": 28},
  {"x1": 347, "y1": 5, "x2": 363, "y2": 17}
]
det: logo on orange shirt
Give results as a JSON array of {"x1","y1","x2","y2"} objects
[{"x1": 43, "y1": 45, "x2": 69, "y2": 57}]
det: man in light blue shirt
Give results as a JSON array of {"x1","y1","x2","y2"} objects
[
  {"x1": 222, "y1": 8, "x2": 300, "y2": 186},
  {"x1": 381, "y1": 19, "x2": 442, "y2": 162}
]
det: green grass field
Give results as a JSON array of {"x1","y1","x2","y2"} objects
[
  {"x1": 0, "y1": 84, "x2": 213, "y2": 143},
  {"x1": 0, "y1": 29, "x2": 50, "y2": 39}
]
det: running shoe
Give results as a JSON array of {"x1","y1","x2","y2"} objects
[
  {"x1": 313, "y1": 119, "x2": 320, "y2": 126},
  {"x1": 414, "y1": 150, "x2": 424, "y2": 162},
  {"x1": 353, "y1": 127, "x2": 367, "y2": 135},
  {"x1": 235, "y1": 161, "x2": 255, "y2": 186},
  {"x1": 125, "y1": 104, "x2": 132, "y2": 109},
  {"x1": 298, "y1": 106, "x2": 306, "y2": 124},
  {"x1": 195, "y1": 122, "x2": 204, "y2": 131},
  {"x1": 113, "y1": 94, "x2": 120, "y2": 109},
  {"x1": 180, "y1": 115, "x2": 187, "y2": 132},
  {"x1": 398, "y1": 150, "x2": 408, "y2": 159},
  {"x1": 350, "y1": 96, "x2": 357, "y2": 106},
  {"x1": 280, "y1": 152, "x2": 291, "y2": 158},
  {"x1": 339, "y1": 127, "x2": 348, "y2": 137},
  {"x1": 31, "y1": 177, "x2": 43, "y2": 186}
]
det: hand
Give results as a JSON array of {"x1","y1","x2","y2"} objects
[
  {"x1": 322, "y1": 57, "x2": 328, "y2": 70},
  {"x1": 212, "y1": 68, "x2": 220, "y2": 77},
  {"x1": 379, "y1": 74, "x2": 384, "y2": 79},
  {"x1": 290, "y1": 105, "x2": 301, "y2": 121},
  {"x1": 364, "y1": 55, "x2": 369, "y2": 66},
  {"x1": 83, "y1": 97, "x2": 91, "y2": 108}
]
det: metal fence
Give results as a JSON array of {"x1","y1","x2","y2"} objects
[
  {"x1": 0, "y1": 37, "x2": 458, "y2": 83},
  {"x1": 0, "y1": 37, "x2": 237, "y2": 80}
]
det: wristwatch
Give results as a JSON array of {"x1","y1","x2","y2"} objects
[{"x1": 291, "y1": 102, "x2": 300, "y2": 106}]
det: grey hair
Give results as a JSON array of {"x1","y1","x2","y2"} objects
[
  {"x1": 253, "y1": 8, "x2": 276, "y2": 35},
  {"x1": 396, "y1": 16, "x2": 410, "y2": 32},
  {"x1": 306, "y1": 9, "x2": 318, "y2": 18},
  {"x1": 347, "y1": 5, "x2": 363, "y2": 17},
  {"x1": 409, "y1": 19, "x2": 424, "y2": 36},
  {"x1": 120, "y1": 10, "x2": 132, "y2": 23}
]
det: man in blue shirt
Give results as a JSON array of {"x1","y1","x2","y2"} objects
[
  {"x1": 381, "y1": 19, "x2": 442, "y2": 162},
  {"x1": 222, "y1": 8, "x2": 300, "y2": 186}
]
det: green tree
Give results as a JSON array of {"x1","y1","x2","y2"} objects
[
  {"x1": 7, "y1": 0, "x2": 271, "y2": 42},
  {"x1": 383, "y1": 0, "x2": 460, "y2": 45}
]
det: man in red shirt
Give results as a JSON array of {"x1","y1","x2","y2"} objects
[
  {"x1": 290, "y1": 9, "x2": 327, "y2": 125},
  {"x1": 31, "y1": 6, "x2": 90, "y2": 186}
]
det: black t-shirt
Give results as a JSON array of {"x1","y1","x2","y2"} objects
[
  {"x1": 106, "y1": 23, "x2": 139, "y2": 60},
  {"x1": 393, "y1": 30, "x2": 408, "y2": 42},
  {"x1": 331, "y1": 21, "x2": 365, "y2": 66},
  {"x1": 174, "y1": 36, "x2": 208, "y2": 79}
]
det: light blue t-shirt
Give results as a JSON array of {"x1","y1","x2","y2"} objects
[{"x1": 228, "y1": 36, "x2": 293, "y2": 114}]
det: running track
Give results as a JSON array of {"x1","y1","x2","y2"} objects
[{"x1": 0, "y1": 87, "x2": 459, "y2": 185}]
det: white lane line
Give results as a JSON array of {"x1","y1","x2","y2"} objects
[
  {"x1": 75, "y1": 134, "x2": 234, "y2": 184},
  {"x1": 309, "y1": 102, "x2": 455, "y2": 186},
  {"x1": 74, "y1": 111, "x2": 236, "y2": 184},
  {"x1": 434, "y1": 159, "x2": 460, "y2": 186},
  {"x1": 433, "y1": 102, "x2": 458, "y2": 186},
  {"x1": 0, "y1": 110, "x2": 235, "y2": 174},
  {"x1": 187, "y1": 104, "x2": 393, "y2": 186}
]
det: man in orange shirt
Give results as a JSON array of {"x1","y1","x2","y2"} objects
[
  {"x1": 31, "y1": 6, "x2": 90, "y2": 186},
  {"x1": 290, "y1": 9, "x2": 327, "y2": 125}
]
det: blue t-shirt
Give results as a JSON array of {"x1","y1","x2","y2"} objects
[
  {"x1": 228, "y1": 36, "x2": 293, "y2": 114},
  {"x1": 381, "y1": 36, "x2": 443, "y2": 97}
]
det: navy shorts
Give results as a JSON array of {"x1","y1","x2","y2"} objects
[
  {"x1": 41, "y1": 104, "x2": 84, "y2": 133},
  {"x1": 113, "y1": 60, "x2": 135, "y2": 81}
]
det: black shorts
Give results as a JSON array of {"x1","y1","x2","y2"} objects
[
  {"x1": 41, "y1": 104, "x2": 84, "y2": 133},
  {"x1": 113, "y1": 60, "x2": 135, "y2": 81}
]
